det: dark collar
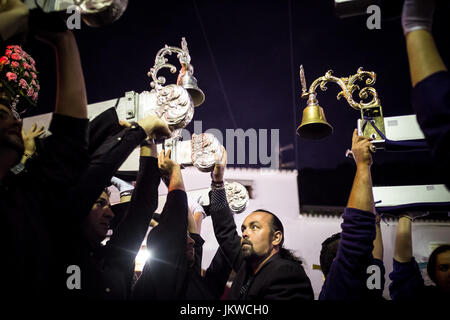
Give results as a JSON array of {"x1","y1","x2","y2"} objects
[{"x1": 246, "y1": 251, "x2": 281, "y2": 276}]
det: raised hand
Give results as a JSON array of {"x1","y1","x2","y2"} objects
[
  {"x1": 21, "y1": 123, "x2": 45, "y2": 157},
  {"x1": 158, "y1": 149, "x2": 179, "y2": 177},
  {"x1": 138, "y1": 114, "x2": 171, "y2": 140},
  {"x1": 211, "y1": 146, "x2": 227, "y2": 183},
  {"x1": 351, "y1": 129, "x2": 373, "y2": 167}
]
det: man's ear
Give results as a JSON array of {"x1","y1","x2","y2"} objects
[{"x1": 272, "y1": 230, "x2": 282, "y2": 247}]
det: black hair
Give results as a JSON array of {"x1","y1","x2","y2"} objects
[
  {"x1": 320, "y1": 232, "x2": 341, "y2": 277},
  {"x1": 252, "y1": 209, "x2": 303, "y2": 265},
  {"x1": 103, "y1": 187, "x2": 111, "y2": 197},
  {"x1": 427, "y1": 244, "x2": 450, "y2": 285}
]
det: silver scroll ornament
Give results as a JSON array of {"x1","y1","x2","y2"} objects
[
  {"x1": 140, "y1": 37, "x2": 196, "y2": 134},
  {"x1": 138, "y1": 85, "x2": 194, "y2": 131},
  {"x1": 224, "y1": 182, "x2": 249, "y2": 214},
  {"x1": 191, "y1": 133, "x2": 223, "y2": 172}
]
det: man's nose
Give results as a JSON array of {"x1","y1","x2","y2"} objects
[{"x1": 103, "y1": 207, "x2": 115, "y2": 220}]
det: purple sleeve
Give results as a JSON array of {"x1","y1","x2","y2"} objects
[
  {"x1": 389, "y1": 257, "x2": 425, "y2": 300},
  {"x1": 412, "y1": 71, "x2": 450, "y2": 188},
  {"x1": 319, "y1": 207, "x2": 376, "y2": 300}
]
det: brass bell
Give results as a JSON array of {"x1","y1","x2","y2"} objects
[
  {"x1": 297, "y1": 103, "x2": 333, "y2": 139},
  {"x1": 178, "y1": 72, "x2": 205, "y2": 107}
]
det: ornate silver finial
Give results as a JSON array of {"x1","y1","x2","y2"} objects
[
  {"x1": 300, "y1": 65, "x2": 308, "y2": 97},
  {"x1": 147, "y1": 37, "x2": 192, "y2": 92}
]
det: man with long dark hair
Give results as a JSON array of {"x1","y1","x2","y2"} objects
[{"x1": 208, "y1": 148, "x2": 313, "y2": 300}]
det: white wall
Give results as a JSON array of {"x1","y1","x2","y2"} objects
[{"x1": 110, "y1": 166, "x2": 450, "y2": 300}]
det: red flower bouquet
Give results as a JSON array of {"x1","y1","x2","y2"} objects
[{"x1": 0, "y1": 45, "x2": 40, "y2": 114}]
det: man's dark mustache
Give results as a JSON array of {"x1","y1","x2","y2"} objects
[{"x1": 241, "y1": 240, "x2": 252, "y2": 247}]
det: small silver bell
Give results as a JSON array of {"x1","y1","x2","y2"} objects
[{"x1": 177, "y1": 65, "x2": 205, "y2": 107}]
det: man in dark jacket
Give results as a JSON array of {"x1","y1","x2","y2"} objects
[
  {"x1": 132, "y1": 150, "x2": 232, "y2": 300},
  {"x1": 1, "y1": 26, "x2": 90, "y2": 299},
  {"x1": 208, "y1": 148, "x2": 314, "y2": 300}
]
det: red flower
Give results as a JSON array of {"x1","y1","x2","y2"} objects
[
  {"x1": 5, "y1": 50, "x2": 12, "y2": 57},
  {"x1": 11, "y1": 61, "x2": 19, "y2": 68},
  {"x1": 19, "y1": 78, "x2": 28, "y2": 89},
  {"x1": 11, "y1": 53, "x2": 21, "y2": 60},
  {"x1": 32, "y1": 92, "x2": 38, "y2": 102},
  {"x1": 23, "y1": 62, "x2": 31, "y2": 70},
  {"x1": 27, "y1": 87, "x2": 34, "y2": 97},
  {"x1": 6, "y1": 72, "x2": 17, "y2": 82},
  {"x1": 31, "y1": 72, "x2": 37, "y2": 79},
  {"x1": 0, "y1": 56, "x2": 9, "y2": 65}
]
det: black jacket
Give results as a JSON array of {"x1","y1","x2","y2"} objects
[
  {"x1": 63, "y1": 107, "x2": 152, "y2": 299},
  {"x1": 209, "y1": 187, "x2": 314, "y2": 300},
  {"x1": 132, "y1": 190, "x2": 232, "y2": 300},
  {"x1": 79, "y1": 156, "x2": 161, "y2": 299}
]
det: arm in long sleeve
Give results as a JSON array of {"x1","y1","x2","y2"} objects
[
  {"x1": 31, "y1": 114, "x2": 89, "y2": 189},
  {"x1": 388, "y1": 215, "x2": 425, "y2": 300},
  {"x1": 190, "y1": 232, "x2": 205, "y2": 276},
  {"x1": 389, "y1": 257, "x2": 425, "y2": 300},
  {"x1": 105, "y1": 156, "x2": 160, "y2": 281},
  {"x1": 209, "y1": 187, "x2": 243, "y2": 272},
  {"x1": 203, "y1": 247, "x2": 233, "y2": 300},
  {"x1": 319, "y1": 208, "x2": 376, "y2": 300},
  {"x1": 68, "y1": 124, "x2": 147, "y2": 221},
  {"x1": 132, "y1": 188, "x2": 188, "y2": 299},
  {"x1": 411, "y1": 71, "x2": 450, "y2": 189}
]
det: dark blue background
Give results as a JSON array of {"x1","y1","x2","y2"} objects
[{"x1": 23, "y1": 0, "x2": 450, "y2": 206}]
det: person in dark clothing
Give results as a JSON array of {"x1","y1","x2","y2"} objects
[
  {"x1": 132, "y1": 150, "x2": 232, "y2": 300},
  {"x1": 319, "y1": 130, "x2": 385, "y2": 300},
  {"x1": 207, "y1": 148, "x2": 314, "y2": 300},
  {"x1": 389, "y1": 213, "x2": 450, "y2": 301},
  {"x1": 402, "y1": 0, "x2": 450, "y2": 189},
  {"x1": 57, "y1": 104, "x2": 170, "y2": 299},
  {"x1": 0, "y1": 28, "x2": 90, "y2": 299},
  {"x1": 76, "y1": 140, "x2": 163, "y2": 299},
  {"x1": 386, "y1": 1, "x2": 450, "y2": 300}
]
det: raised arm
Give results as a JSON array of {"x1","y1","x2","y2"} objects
[
  {"x1": 402, "y1": 0, "x2": 447, "y2": 87},
  {"x1": 132, "y1": 150, "x2": 189, "y2": 299},
  {"x1": 105, "y1": 141, "x2": 161, "y2": 294},
  {"x1": 389, "y1": 213, "x2": 427, "y2": 300},
  {"x1": 402, "y1": 0, "x2": 450, "y2": 190},
  {"x1": 209, "y1": 148, "x2": 243, "y2": 271},
  {"x1": 35, "y1": 30, "x2": 87, "y2": 119},
  {"x1": 67, "y1": 114, "x2": 170, "y2": 221},
  {"x1": 394, "y1": 216, "x2": 413, "y2": 263},
  {"x1": 372, "y1": 214, "x2": 384, "y2": 261},
  {"x1": 347, "y1": 129, "x2": 374, "y2": 211},
  {"x1": 319, "y1": 130, "x2": 378, "y2": 300},
  {"x1": 158, "y1": 149, "x2": 185, "y2": 192}
]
